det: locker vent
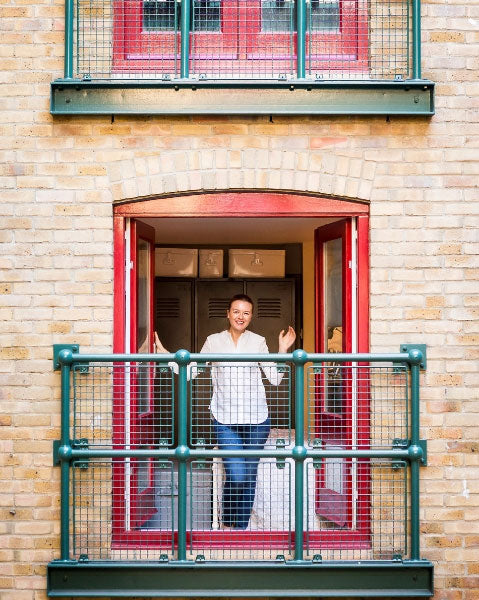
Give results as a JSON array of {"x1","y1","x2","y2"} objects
[
  {"x1": 257, "y1": 298, "x2": 282, "y2": 318},
  {"x1": 156, "y1": 297, "x2": 180, "y2": 319},
  {"x1": 208, "y1": 298, "x2": 230, "y2": 318}
]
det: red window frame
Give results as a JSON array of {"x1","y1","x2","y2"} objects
[
  {"x1": 112, "y1": 0, "x2": 368, "y2": 74},
  {"x1": 112, "y1": 194, "x2": 369, "y2": 549}
]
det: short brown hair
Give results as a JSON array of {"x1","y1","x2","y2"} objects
[{"x1": 227, "y1": 294, "x2": 254, "y2": 312}]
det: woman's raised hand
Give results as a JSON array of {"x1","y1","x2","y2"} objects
[
  {"x1": 278, "y1": 326, "x2": 296, "y2": 353},
  {"x1": 154, "y1": 331, "x2": 169, "y2": 354}
]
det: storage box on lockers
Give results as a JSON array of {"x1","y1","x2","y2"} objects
[
  {"x1": 199, "y1": 249, "x2": 224, "y2": 278},
  {"x1": 155, "y1": 248, "x2": 198, "y2": 277},
  {"x1": 228, "y1": 249, "x2": 285, "y2": 278}
]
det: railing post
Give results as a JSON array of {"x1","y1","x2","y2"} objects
[
  {"x1": 410, "y1": 358, "x2": 421, "y2": 560},
  {"x1": 175, "y1": 350, "x2": 190, "y2": 561},
  {"x1": 64, "y1": 0, "x2": 74, "y2": 79},
  {"x1": 296, "y1": 0, "x2": 306, "y2": 78},
  {"x1": 59, "y1": 352, "x2": 73, "y2": 561},
  {"x1": 180, "y1": 0, "x2": 191, "y2": 78},
  {"x1": 412, "y1": 0, "x2": 421, "y2": 79},
  {"x1": 292, "y1": 350, "x2": 308, "y2": 561}
]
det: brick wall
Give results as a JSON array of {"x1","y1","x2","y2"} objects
[{"x1": 1, "y1": 0, "x2": 478, "y2": 598}]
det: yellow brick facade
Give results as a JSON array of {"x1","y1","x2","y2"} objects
[{"x1": 1, "y1": 0, "x2": 479, "y2": 597}]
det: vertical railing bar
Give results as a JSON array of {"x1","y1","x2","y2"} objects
[
  {"x1": 177, "y1": 352, "x2": 189, "y2": 561},
  {"x1": 60, "y1": 360, "x2": 72, "y2": 561},
  {"x1": 296, "y1": 0, "x2": 306, "y2": 78},
  {"x1": 410, "y1": 360, "x2": 420, "y2": 560},
  {"x1": 64, "y1": 0, "x2": 74, "y2": 78},
  {"x1": 293, "y1": 350, "x2": 307, "y2": 561},
  {"x1": 411, "y1": 0, "x2": 421, "y2": 79},
  {"x1": 180, "y1": 0, "x2": 191, "y2": 78}
]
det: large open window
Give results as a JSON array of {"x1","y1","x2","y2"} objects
[{"x1": 110, "y1": 194, "x2": 370, "y2": 550}]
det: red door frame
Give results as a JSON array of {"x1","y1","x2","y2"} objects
[
  {"x1": 112, "y1": 192, "x2": 369, "y2": 549},
  {"x1": 311, "y1": 219, "x2": 371, "y2": 548}
]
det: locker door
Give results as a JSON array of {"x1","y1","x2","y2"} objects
[
  {"x1": 193, "y1": 281, "x2": 243, "y2": 445},
  {"x1": 245, "y1": 279, "x2": 295, "y2": 353},
  {"x1": 195, "y1": 280, "x2": 243, "y2": 351},
  {"x1": 154, "y1": 280, "x2": 193, "y2": 352}
]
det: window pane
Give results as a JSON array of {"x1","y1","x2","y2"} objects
[
  {"x1": 309, "y1": 0, "x2": 340, "y2": 32},
  {"x1": 143, "y1": 0, "x2": 179, "y2": 30},
  {"x1": 261, "y1": 0, "x2": 294, "y2": 33},
  {"x1": 192, "y1": 0, "x2": 221, "y2": 32},
  {"x1": 324, "y1": 237, "x2": 343, "y2": 414}
]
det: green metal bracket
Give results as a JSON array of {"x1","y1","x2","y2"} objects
[
  {"x1": 276, "y1": 439, "x2": 286, "y2": 469},
  {"x1": 392, "y1": 439, "x2": 408, "y2": 470},
  {"x1": 313, "y1": 438, "x2": 322, "y2": 468},
  {"x1": 53, "y1": 440, "x2": 62, "y2": 466},
  {"x1": 73, "y1": 439, "x2": 89, "y2": 469},
  {"x1": 53, "y1": 344, "x2": 79, "y2": 371},
  {"x1": 401, "y1": 344, "x2": 427, "y2": 370},
  {"x1": 418, "y1": 439, "x2": 427, "y2": 466}
]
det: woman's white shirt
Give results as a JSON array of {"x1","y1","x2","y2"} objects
[
  {"x1": 200, "y1": 330, "x2": 283, "y2": 425},
  {"x1": 169, "y1": 330, "x2": 284, "y2": 425}
]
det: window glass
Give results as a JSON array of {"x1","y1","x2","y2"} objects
[
  {"x1": 324, "y1": 237, "x2": 343, "y2": 414},
  {"x1": 309, "y1": 0, "x2": 340, "y2": 32},
  {"x1": 143, "y1": 0, "x2": 221, "y2": 32},
  {"x1": 144, "y1": 0, "x2": 179, "y2": 30},
  {"x1": 261, "y1": 0, "x2": 294, "y2": 33}
]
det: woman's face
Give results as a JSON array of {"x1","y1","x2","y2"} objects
[{"x1": 227, "y1": 300, "x2": 253, "y2": 335}]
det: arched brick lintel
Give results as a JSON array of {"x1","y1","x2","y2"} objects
[{"x1": 113, "y1": 191, "x2": 369, "y2": 218}]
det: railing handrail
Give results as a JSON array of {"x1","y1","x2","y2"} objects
[{"x1": 58, "y1": 348, "x2": 424, "y2": 366}]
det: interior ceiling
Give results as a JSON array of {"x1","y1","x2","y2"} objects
[{"x1": 139, "y1": 217, "x2": 341, "y2": 244}]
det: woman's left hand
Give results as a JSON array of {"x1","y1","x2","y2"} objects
[{"x1": 278, "y1": 326, "x2": 296, "y2": 353}]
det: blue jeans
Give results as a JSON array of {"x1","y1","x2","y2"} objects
[{"x1": 214, "y1": 418, "x2": 270, "y2": 530}]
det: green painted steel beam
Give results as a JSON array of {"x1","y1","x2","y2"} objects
[
  {"x1": 47, "y1": 561, "x2": 434, "y2": 597},
  {"x1": 50, "y1": 80, "x2": 435, "y2": 116}
]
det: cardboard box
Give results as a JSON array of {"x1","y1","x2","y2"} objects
[
  {"x1": 199, "y1": 249, "x2": 224, "y2": 278},
  {"x1": 228, "y1": 249, "x2": 285, "y2": 278},
  {"x1": 155, "y1": 248, "x2": 198, "y2": 277}
]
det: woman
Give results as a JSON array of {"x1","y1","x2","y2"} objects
[{"x1": 155, "y1": 293, "x2": 296, "y2": 530}]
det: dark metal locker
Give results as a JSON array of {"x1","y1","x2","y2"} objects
[
  {"x1": 154, "y1": 280, "x2": 193, "y2": 351},
  {"x1": 245, "y1": 279, "x2": 295, "y2": 354},
  {"x1": 246, "y1": 279, "x2": 295, "y2": 432},
  {"x1": 195, "y1": 280, "x2": 243, "y2": 351}
]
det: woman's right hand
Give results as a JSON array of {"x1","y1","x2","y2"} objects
[{"x1": 154, "y1": 331, "x2": 169, "y2": 354}]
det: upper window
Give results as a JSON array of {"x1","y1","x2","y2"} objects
[
  {"x1": 116, "y1": 0, "x2": 362, "y2": 79},
  {"x1": 77, "y1": 0, "x2": 412, "y2": 81}
]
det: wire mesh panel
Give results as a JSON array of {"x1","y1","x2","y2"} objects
[
  {"x1": 72, "y1": 362, "x2": 175, "y2": 449},
  {"x1": 73, "y1": 0, "x2": 412, "y2": 79},
  {"x1": 306, "y1": 0, "x2": 411, "y2": 79},
  {"x1": 190, "y1": 458, "x2": 293, "y2": 560},
  {"x1": 305, "y1": 459, "x2": 408, "y2": 560},
  {"x1": 72, "y1": 458, "x2": 176, "y2": 560},
  {"x1": 67, "y1": 354, "x2": 415, "y2": 563},
  {"x1": 306, "y1": 363, "x2": 409, "y2": 450},
  {"x1": 190, "y1": 363, "x2": 292, "y2": 446}
]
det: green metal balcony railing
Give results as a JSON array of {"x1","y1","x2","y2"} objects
[
  {"x1": 48, "y1": 347, "x2": 433, "y2": 597},
  {"x1": 51, "y1": 0, "x2": 434, "y2": 114}
]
